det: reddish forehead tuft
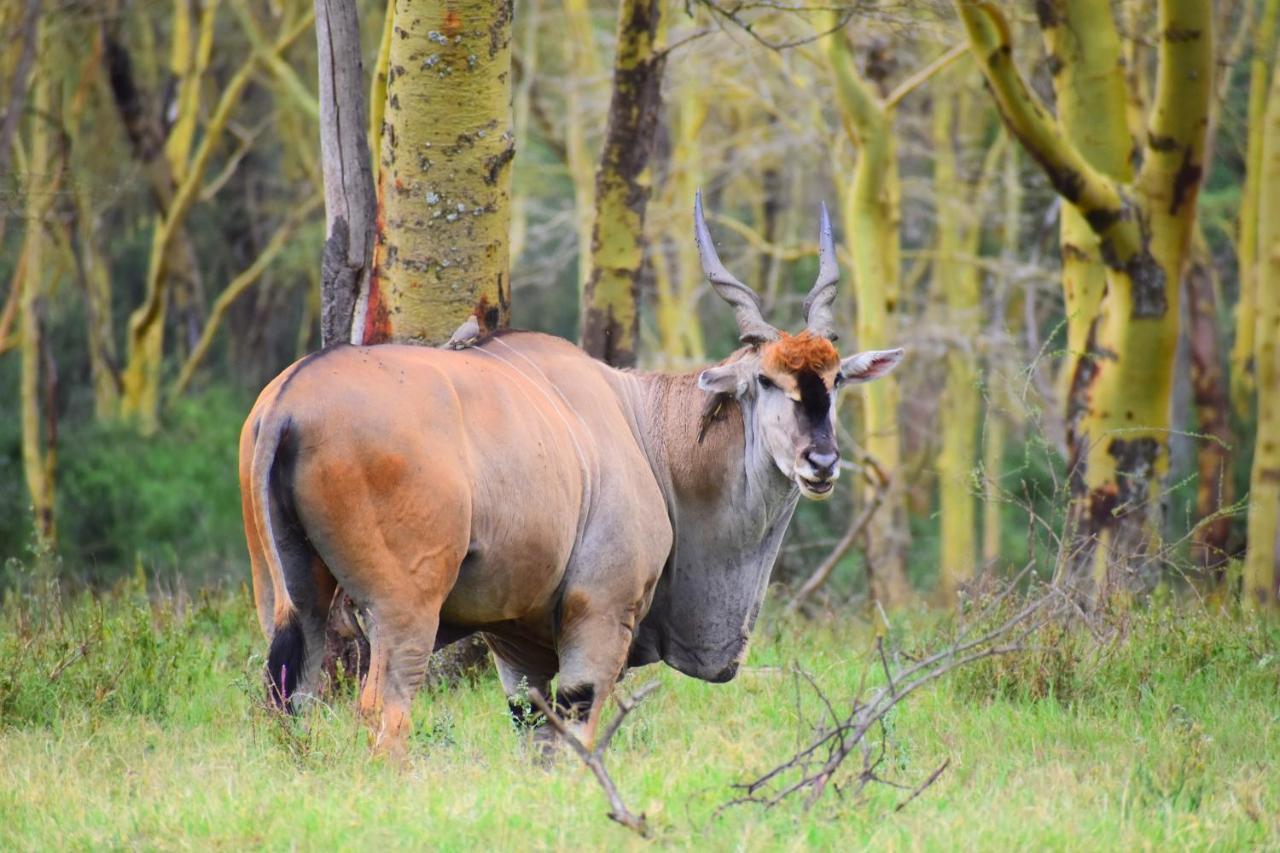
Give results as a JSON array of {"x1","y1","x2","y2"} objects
[{"x1": 762, "y1": 332, "x2": 839, "y2": 375}]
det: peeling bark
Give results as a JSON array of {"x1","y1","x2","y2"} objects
[{"x1": 316, "y1": 0, "x2": 376, "y2": 346}]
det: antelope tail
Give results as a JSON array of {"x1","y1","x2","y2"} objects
[{"x1": 251, "y1": 412, "x2": 306, "y2": 710}]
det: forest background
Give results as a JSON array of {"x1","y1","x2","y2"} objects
[{"x1": 2, "y1": 0, "x2": 1277, "y2": 611}]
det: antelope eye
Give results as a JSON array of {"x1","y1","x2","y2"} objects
[{"x1": 757, "y1": 374, "x2": 777, "y2": 391}]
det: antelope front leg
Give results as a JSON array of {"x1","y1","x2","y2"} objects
[{"x1": 553, "y1": 598, "x2": 639, "y2": 750}]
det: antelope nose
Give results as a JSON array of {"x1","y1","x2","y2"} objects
[{"x1": 804, "y1": 449, "x2": 838, "y2": 476}]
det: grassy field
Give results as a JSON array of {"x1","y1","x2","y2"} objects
[{"x1": 1, "y1": 573, "x2": 1278, "y2": 850}]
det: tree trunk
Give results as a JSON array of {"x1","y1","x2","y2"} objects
[
  {"x1": 368, "y1": 0, "x2": 395, "y2": 185},
  {"x1": 118, "y1": 0, "x2": 217, "y2": 432},
  {"x1": 958, "y1": 0, "x2": 1212, "y2": 601},
  {"x1": 117, "y1": 3, "x2": 308, "y2": 430},
  {"x1": 1183, "y1": 227, "x2": 1232, "y2": 578},
  {"x1": 1230, "y1": 0, "x2": 1280, "y2": 418},
  {"x1": 20, "y1": 16, "x2": 57, "y2": 548},
  {"x1": 982, "y1": 143, "x2": 1022, "y2": 568},
  {"x1": 933, "y1": 79, "x2": 983, "y2": 604},
  {"x1": 364, "y1": 0, "x2": 514, "y2": 345},
  {"x1": 562, "y1": 0, "x2": 600, "y2": 293},
  {"x1": 74, "y1": 164, "x2": 120, "y2": 420},
  {"x1": 316, "y1": 0, "x2": 376, "y2": 347},
  {"x1": 0, "y1": 0, "x2": 41, "y2": 250},
  {"x1": 1039, "y1": 0, "x2": 1133, "y2": 420},
  {"x1": 1243, "y1": 45, "x2": 1280, "y2": 610},
  {"x1": 825, "y1": 26, "x2": 911, "y2": 609},
  {"x1": 578, "y1": 0, "x2": 665, "y2": 368},
  {"x1": 316, "y1": 0, "x2": 508, "y2": 675},
  {"x1": 508, "y1": 0, "x2": 540, "y2": 263}
]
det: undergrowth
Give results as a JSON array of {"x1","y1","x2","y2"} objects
[{"x1": 1, "y1": 569, "x2": 1277, "y2": 848}]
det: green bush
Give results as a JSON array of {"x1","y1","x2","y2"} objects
[{"x1": 52, "y1": 387, "x2": 250, "y2": 586}]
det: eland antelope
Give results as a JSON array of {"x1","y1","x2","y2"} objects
[{"x1": 240, "y1": 192, "x2": 903, "y2": 757}]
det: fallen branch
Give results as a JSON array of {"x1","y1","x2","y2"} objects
[
  {"x1": 528, "y1": 682, "x2": 659, "y2": 837},
  {"x1": 725, "y1": 583, "x2": 1061, "y2": 813}
]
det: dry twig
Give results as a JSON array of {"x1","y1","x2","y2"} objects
[
  {"x1": 528, "y1": 682, "x2": 660, "y2": 837},
  {"x1": 724, "y1": 585, "x2": 1061, "y2": 813}
]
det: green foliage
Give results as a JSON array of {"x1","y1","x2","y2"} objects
[{"x1": 48, "y1": 387, "x2": 248, "y2": 586}]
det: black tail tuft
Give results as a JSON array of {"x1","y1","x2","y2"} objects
[{"x1": 266, "y1": 612, "x2": 306, "y2": 712}]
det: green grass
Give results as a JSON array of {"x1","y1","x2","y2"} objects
[{"x1": 1, "y1": 575, "x2": 1278, "y2": 850}]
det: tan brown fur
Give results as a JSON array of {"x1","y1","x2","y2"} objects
[{"x1": 642, "y1": 370, "x2": 744, "y2": 501}]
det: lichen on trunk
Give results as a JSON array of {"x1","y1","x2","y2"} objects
[
  {"x1": 578, "y1": 0, "x2": 666, "y2": 368},
  {"x1": 367, "y1": 0, "x2": 515, "y2": 345}
]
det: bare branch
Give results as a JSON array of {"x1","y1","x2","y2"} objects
[
  {"x1": 882, "y1": 42, "x2": 967, "y2": 110},
  {"x1": 725, "y1": 584, "x2": 1059, "y2": 813},
  {"x1": 895, "y1": 758, "x2": 950, "y2": 811},
  {"x1": 527, "y1": 684, "x2": 658, "y2": 837}
]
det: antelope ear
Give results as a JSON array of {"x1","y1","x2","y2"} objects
[
  {"x1": 838, "y1": 348, "x2": 904, "y2": 385},
  {"x1": 698, "y1": 361, "x2": 749, "y2": 397}
]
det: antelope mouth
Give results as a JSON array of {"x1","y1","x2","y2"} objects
[{"x1": 797, "y1": 476, "x2": 835, "y2": 498}]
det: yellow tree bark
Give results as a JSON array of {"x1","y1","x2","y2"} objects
[
  {"x1": 368, "y1": 0, "x2": 395, "y2": 184},
  {"x1": 579, "y1": 0, "x2": 666, "y2": 367},
  {"x1": 67, "y1": 34, "x2": 120, "y2": 420},
  {"x1": 1230, "y1": 0, "x2": 1280, "y2": 418},
  {"x1": 118, "y1": 0, "x2": 216, "y2": 431},
  {"x1": 1182, "y1": 3, "x2": 1252, "y2": 582},
  {"x1": 119, "y1": 4, "x2": 310, "y2": 430},
  {"x1": 19, "y1": 15, "x2": 58, "y2": 547},
  {"x1": 933, "y1": 78, "x2": 988, "y2": 604},
  {"x1": 1038, "y1": 0, "x2": 1133, "y2": 410},
  {"x1": 362, "y1": 0, "x2": 514, "y2": 344},
  {"x1": 1244, "y1": 44, "x2": 1280, "y2": 610},
  {"x1": 957, "y1": 0, "x2": 1213, "y2": 599},
  {"x1": 824, "y1": 25, "x2": 911, "y2": 608},
  {"x1": 983, "y1": 142, "x2": 1022, "y2": 567},
  {"x1": 562, "y1": 0, "x2": 600, "y2": 292}
]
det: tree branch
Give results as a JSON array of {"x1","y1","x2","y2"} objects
[
  {"x1": 787, "y1": 489, "x2": 883, "y2": 612},
  {"x1": 1135, "y1": 0, "x2": 1214, "y2": 219},
  {"x1": 171, "y1": 193, "x2": 323, "y2": 395},
  {"x1": 954, "y1": 1, "x2": 1140, "y2": 260},
  {"x1": 883, "y1": 43, "x2": 967, "y2": 110},
  {"x1": 528, "y1": 684, "x2": 658, "y2": 837}
]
